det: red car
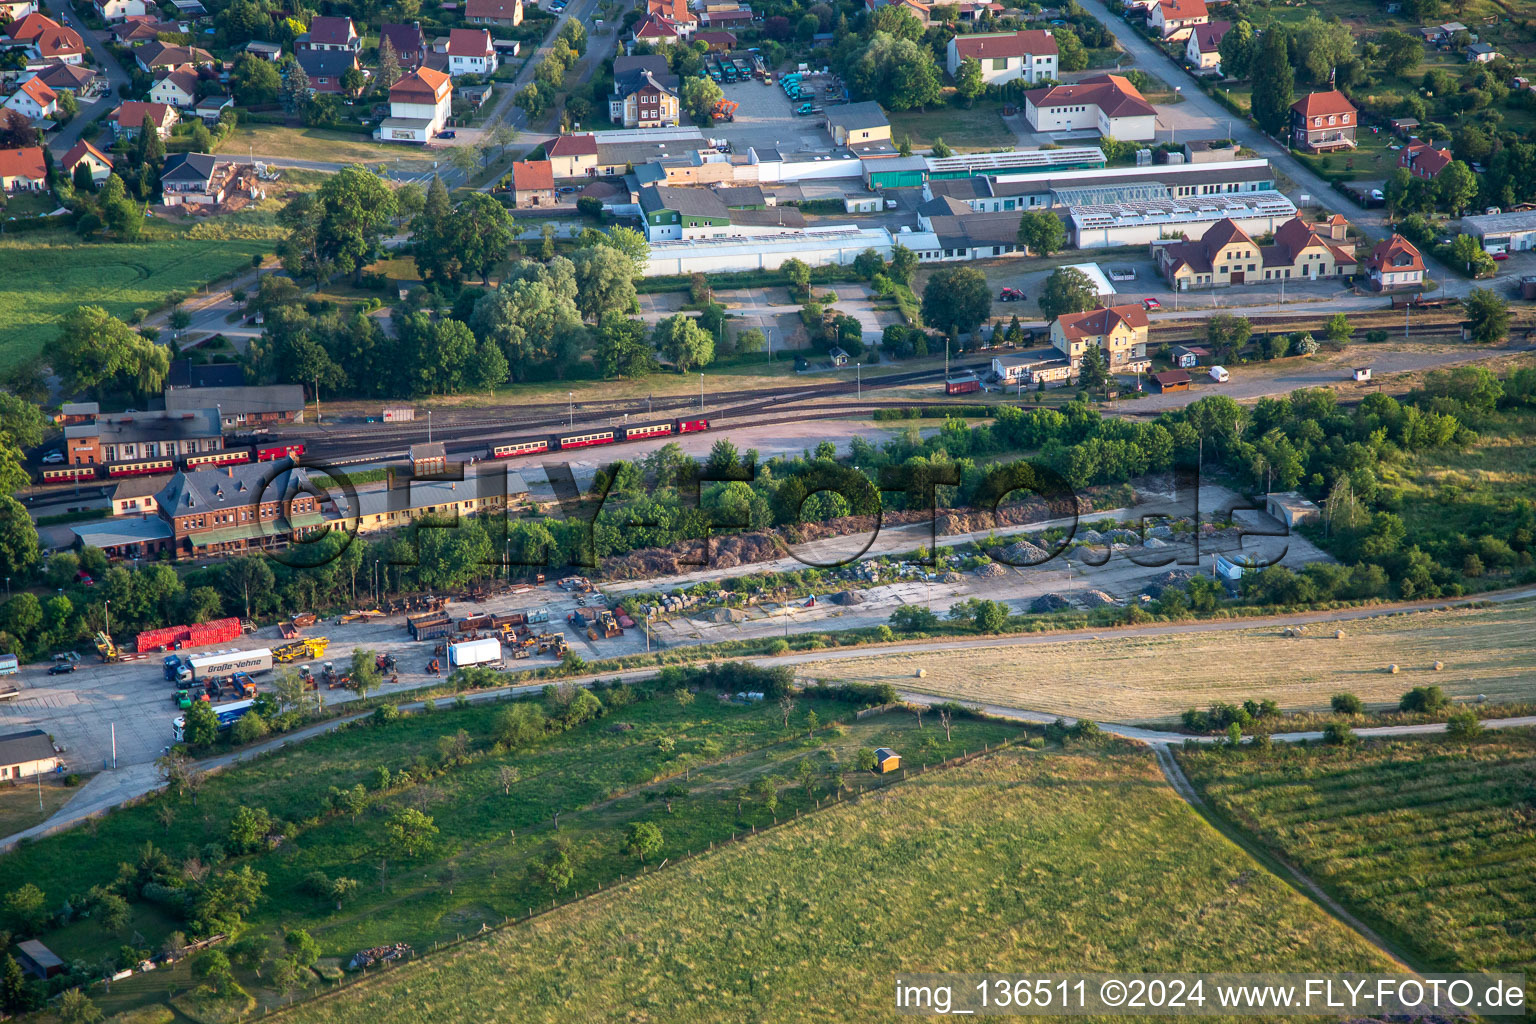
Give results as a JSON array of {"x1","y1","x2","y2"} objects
[
  {"x1": 1491, "y1": 251, "x2": 1510, "y2": 261},
  {"x1": 75, "y1": 571, "x2": 94, "y2": 586},
  {"x1": 1142, "y1": 298, "x2": 1161, "y2": 310}
]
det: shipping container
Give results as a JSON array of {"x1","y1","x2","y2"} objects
[
  {"x1": 136, "y1": 617, "x2": 242, "y2": 653},
  {"x1": 408, "y1": 614, "x2": 455, "y2": 641},
  {"x1": 447, "y1": 637, "x2": 502, "y2": 669},
  {"x1": 179, "y1": 648, "x2": 273, "y2": 683},
  {"x1": 0, "y1": 654, "x2": 17, "y2": 675}
]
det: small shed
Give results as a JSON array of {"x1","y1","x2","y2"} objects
[
  {"x1": 1170, "y1": 345, "x2": 1209, "y2": 369},
  {"x1": 874, "y1": 747, "x2": 901, "y2": 773},
  {"x1": 16, "y1": 940, "x2": 65, "y2": 979},
  {"x1": 1265, "y1": 491, "x2": 1321, "y2": 528},
  {"x1": 0, "y1": 729, "x2": 60, "y2": 781},
  {"x1": 382, "y1": 405, "x2": 416, "y2": 423},
  {"x1": 1152, "y1": 369, "x2": 1190, "y2": 392},
  {"x1": 409, "y1": 442, "x2": 447, "y2": 476},
  {"x1": 1352, "y1": 366, "x2": 1372, "y2": 382},
  {"x1": 828, "y1": 346, "x2": 850, "y2": 367}
]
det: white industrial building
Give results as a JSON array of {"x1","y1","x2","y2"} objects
[
  {"x1": 1462, "y1": 209, "x2": 1536, "y2": 254},
  {"x1": 1070, "y1": 190, "x2": 1297, "y2": 249},
  {"x1": 644, "y1": 227, "x2": 895, "y2": 276}
]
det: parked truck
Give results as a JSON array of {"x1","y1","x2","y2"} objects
[
  {"x1": 0, "y1": 653, "x2": 17, "y2": 676},
  {"x1": 274, "y1": 636, "x2": 329, "y2": 663},
  {"x1": 447, "y1": 637, "x2": 502, "y2": 669},
  {"x1": 177, "y1": 648, "x2": 273, "y2": 685}
]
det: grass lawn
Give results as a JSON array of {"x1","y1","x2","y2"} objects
[
  {"x1": 1, "y1": 682, "x2": 1025, "y2": 1018},
  {"x1": 0, "y1": 775, "x2": 80, "y2": 837},
  {"x1": 274, "y1": 745, "x2": 1390, "y2": 1024},
  {"x1": 0, "y1": 228, "x2": 275, "y2": 372},
  {"x1": 800, "y1": 602, "x2": 1536, "y2": 724},
  {"x1": 1178, "y1": 728, "x2": 1536, "y2": 978},
  {"x1": 216, "y1": 124, "x2": 438, "y2": 169},
  {"x1": 888, "y1": 99, "x2": 1016, "y2": 153}
]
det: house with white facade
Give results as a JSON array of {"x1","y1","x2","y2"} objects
[
  {"x1": 447, "y1": 27, "x2": 496, "y2": 76},
  {"x1": 149, "y1": 65, "x2": 200, "y2": 108},
  {"x1": 92, "y1": 0, "x2": 147, "y2": 21},
  {"x1": 1023, "y1": 74, "x2": 1157, "y2": 140},
  {"x1": 1184, "y1": 20, "x2": 1228, "y2": 72},
  {"x1": 377, "y1": 66, "x2": 451, "y2": 142},
  {"x1": 945, "y1": 29, "x2": 1057, "y2": 85},
  {"x1": 1148, "y1": 0, "x2": 1208, "y2": 41},
  {"x1": 4, "y1": 74, "x2": 55, "y2": 119}
]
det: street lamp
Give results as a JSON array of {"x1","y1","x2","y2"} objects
[
  {"x1": 427, "y1": 410, "x2": 432, "y2": 443},
  {"x1": 568, "y1": 392, "x2": 574, "y2": 427},
  {"x1": 699, "y1": 373, "x2": 704, "y2": 412}
]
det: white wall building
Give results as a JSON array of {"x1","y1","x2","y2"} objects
[
  {"x1": 945, "y1": 29, "x2": 1058, "y2": 85},
  {"x1": 1070, "y1": 190, "x2": 1297, "y2": 248},
  {"x1": 1023, "y1": 74, "x2": 1157, "y2": 141},
  {"x1": 376, "y1": 66, "x2": 452, "y2": 142},
  {"x1": 644, "y1": 226, "x2": 896, "y2": 276}
]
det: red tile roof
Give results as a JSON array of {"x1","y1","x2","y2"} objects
[
  {"x1": 951, "y1": 29, "x2": 1057, "y2": 61},
  {"x1": 15, "y1": 75, "x2": 56, "y2": 106},
  {"x1": 547, "y1": 133, "x2": 598, "y2": 157},
  {"x1": 648, "y1": 0, "x2": 695, "y2": 22},
  {"x1": 5, "y1": 12, "x2": 61, "y2": 42},
  {"x1": 111, "y1": 100, "x2": 175, "y2": 128},
  {"x1": 1290, "y1": 90, "x2": 1355, "y2": 119},
  {"x1": 153, "y1": 65, "x2": 199, "y2": 98},
  {"x1": 1269, "y1": 215, "x2": 1356, "y2": 266},
  {"x1": 1055, "y1": 304, "x2": 1149, "y2": 341},
  {"x1": 1025, "y1": 74, "x2": 1155, "y2": 118},
  {"x1": 465, "y1": 0, "x2": 522, "y2": 20},
  {"x1": 1189, "y1": 19, "x2": 1228, "y2": 52},
  {"x1": 1155, "y1": 0, "x2": 1207, "y2": 21},
  {"x1": 389, "y1": 66, "x2": 451, "y2": 101},
  {"x1": 1366, "y1": 234, "x2": 1424, "y2": 274},
  {"x1": 305, "y1": 15, "x2": 356, "y2": 46},
  {"x1": 62, "y1": 138, "x2": 113, "y2": 172},
  {"x1": 634, "y1": 13, "x2": 678, "y2": 38},
  {"x1": 447, "y1": 27, "x2": 492, "y2": 55},
  {"x1": 0, "y1": 146, "x2": 47, "y2": 181},
  {"x1": 1402, "y1": 139, "x2": 1453, "y2": 177},
  {"x1": 511, "y1": 159, "x2": 554, "y2": 191}
]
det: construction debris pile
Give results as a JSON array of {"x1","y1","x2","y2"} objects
[{"x1": 348, "y1": 944, "x2": 412, "y2": 970}]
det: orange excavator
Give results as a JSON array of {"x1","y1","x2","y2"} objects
[{"x1": 711, "y1": 98, "x2": 739, "y2": 123}]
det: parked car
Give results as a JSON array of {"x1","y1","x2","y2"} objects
[
  {"x1": 1142, "y1": 297, "x2": 1161, "y2": 310},
  {"x1": 40, "y1": 450, "x2": 64, "y2": 464},
  {"x1": 48, "y1": 662, "x2": 76, "y2": 675},
  {"x1": 998, "y1": 287, "x2": 1026, "y2": 301},
  {"x1": 1370, "y1": 188, "x2": 1385, "y2": 202},
  {"x1": 438, "y1": 130, "x2": 456, "y2": 139},
  {"x1": 75, "y1": 571, "x2": 94, "y2": 586},
  {"x1": 1491, "y1": 251, "x2": 1510, "y2": 261},
  {"x1": 1209, "y1": 365, "x2": 1230, "y2": 383}
]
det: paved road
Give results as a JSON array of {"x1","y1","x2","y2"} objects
[{"x1": 47, "y1": 1, "x2": 133, "y2": 157}]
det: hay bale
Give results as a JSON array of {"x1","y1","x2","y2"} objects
[
  {"x1": 1387, "y1": 663, "x2": 1399, "y2": 674},
  {"x1": 1432, "y1": 661, "x2": 1444, "y2": 671},
  {"x1": 915, "y1": 669, "x2": 926, "y2": 678},
  {"x1": 1335, "y1": 629, "x2": 1345, "y2": 639}
]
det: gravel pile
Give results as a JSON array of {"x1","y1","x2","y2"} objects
[
  {"x1": 943, "y1": 572, "x2": 964, "y2": 583},
  {"x1": 1081, "y1": 589, "x2": 1119, "y2": 608},
  {"x1": 1030, "y1": 593, "x2": 1072, "y2": 613},
  {"x1": 976, "y1": 562, "x2": 1009, "y2": 578},
  {"x1": 1142, "y1": 536, "x2": 1170, "y2": 549},
  {"x1": 999, "y1": 539, "x2": 1050, "y2": 563},
  {"x1": 1077, "y1": 529, "x2": 1105, "y2": 545},
  {"x1": 831, "y1": 590, "x2": 865, "y2": 605}
]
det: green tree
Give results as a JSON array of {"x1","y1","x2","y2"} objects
[
  {"x1": 572, "y1": 244, "x2": 637, "y2": 319},
  {"x1": 1, "y1": 954, "x2": 32, "y2": 1014},
  {"x1": 781, "y1": 258, "x2": 811, "y2": 297},
  {"x1": 0, "y1": 496, "x2": 40, "y2": 580},
  {"x1": 595, "y1": 313, "x2": 657, "y2": 378},
  {"x1": 56, "y1": 990, "x2": 101, "y2": 1024},
  {"x1": 1330, "y1": 692, "x2": 1364, "y2": 714},
  {"x1": 532, "y1": 843, "x2": 573, "y2": 892},
  {"x1": 857, "y1": 747, "x2": 878, "y2": 772},
  {"x1": 1324, "y1": 312, "x2": 1353, "y2": 344},
  {"x1": 1399, "y1": 685, "x2": 1450, "y2": 713},
  {"x1": 973, "y1": 599, "x2": 1008, "y2": 632},
  {"x1": 1250, "y1": 30, "x2": 1294, "y2": 138},
  {"x1": 1463, "y1": 288, "x2": 1510, "y2": 342},
  {"x1": 53, "y1": 305, "x2": 169, "y2": 399},
  {"x1": 1293, "y1": 15, "x2": 1356, "y2": 85},
  {"x1": 653, "y1": 314, "x2": 715, "y2": 373},
  {"x1": 377, "y1": 36, "x2": 402, "y2": 87},
  {"x1": 1377, "y1": 29, "x2": 1423, "y2": 75},
  {"x1": 954, "y1": 57, "x2": 985, "y2": 104},
  {"x1": 888, "y1": 244, "x2": 918, "y2": 286},
  {"x1": 1038, "y1": 267, "x2": 1098, "y2": 321},
  {"x1": 598, "y1": 225, "x2": 649, "y2": 276},
  {"x1": 735, "y1": 327, "x2": 767, "y2": 354},
  {"x1": 929, "y1": 136, "x2": 953, "y2": 158},
  {"x1": 228, "y1": 805, "x2": 272, "y2": 852},
  {"x1": 181, "y1": 699, "x2": 219, "y2": 746},
  {"x1": 1435, "y1": 160, "x2": 1476, "y2": 215},
  {"x1": 920, "y1": 266, "x2": 991, "y2": 335},
  {"x1": 280, "y1": 166, "x2": 396, "y2": 284},
  {"x1": 681, "y1": 75, "x2": 724, "y2": 121},
  {"x1": 624, "y1": 820, "x2": 663, "y2": 862},
  {"x1": 4, "y1": 883, "x2": 47, "y2": 934},
  {"x1": 1016, "y1": 210, "x2": 1067, "y2": 255},
  {"x1": 1218, "y1": 20, "x2": 1256, "y2": 78},
  {"x1": 1076, "y1": 345, "x2": 1111, "y2": 392},
  {"x1": 1445, "y1": 708, "x2": 1482, "y2": 740},
  {"x1": 1054, "y1": 24, "x2": 1088, "y2": 72},
  {"x1": 1205, "y1": 313, "x2": 1252, "y2": 360},
  {"x1": 350, "y1": 648, "x2": 381, "y2": 699},
  {"x1": 386, "y1": 807, "x2": 438, "y2": 857}
]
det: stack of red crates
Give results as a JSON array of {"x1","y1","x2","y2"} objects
[{"x1": 135, "y1": 617, "x2": 241, "y2": 653}]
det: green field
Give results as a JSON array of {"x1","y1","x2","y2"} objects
[
  {"x1": 1178, "y1": 728, "x2": 1536, "y2": 978},
  {"x1": 0, "y1": 229, "x2": 275, "y2": 371},
  {"x1": 272, "y1": 746, "x2": 1390, "y2": 1024},
  {"x1": 887, "y1": 99, "x2": 1017, "y2": 152},
  {"x1": 2, "y1": 678, "x2": 1025, "y2": 1018}
]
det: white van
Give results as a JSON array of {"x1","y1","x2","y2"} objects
[{"x1": 1209, "y1": 366, "x2": 1230, "y2": 383}]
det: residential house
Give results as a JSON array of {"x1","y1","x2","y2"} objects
[
  {"x1": 159, "y1": 152, "x2": 220, "y2": 204},
  {"x1": 380, "y1": 21, "x2": 425, "y2": 69},
  {"x1": 0, "y1": 1, "x2": 36, "y2": 24},
  {"x1": 647, "y1": 0, "x2": 696, "y2": 34},
  {"x1": 194, "y1": 93, "x2": 233, "y2": 122},
  {"x1": 112, "y1": 17, "x2": 169, "y2": 44},
  {"x1": 1364, "y1": 234, "x2": 1425, "y2": 290},
  {"x1": 33, "y1": 61, "x2": 101, "y2": 97},
  {"x1": 378, "y1": 66, "x2": 451, "y2": 142},
  {"x1": 134, "y1": 40, "x2": 214, "y2": 71},
  {"x1": 65, "y1": 408, "x2": 224, "y2": 467},
  {"x1": 92, "y1": 0, "x2": 147, "y2": 21},
  {"x1": 510, "y1": 159, "x2": 554, "y2": 207},
  {"x1": 1169, "y1": 344, "x2": 1209, "y2": 368},
  {"x1": 165, "y1": 384, "x2": 306, "y2": 426},
  {"x1": 1399, "y1": 137, "x2": 1452, "y2": 179},
  {"x1": 1184, "y1": 20, "x2": 1228, "y2": 71},
  {"x1": 945, "y1": 30, "x2": 1058, "y2": 86},
  {"x1": 632, "y1": 13, "x2": 680, "y2": 46},
  {"x1": 1466, "y1": 41, "x2": 1497, "y2": 62},
  {"x1": 4, "y1": 75, "x2": 55, "y2": 119},
  {"x1": 825, "y1": 100, "x2": 891, "y2": 147},
  {"x1": 1157, "y1": 215, "x2": 1355, "y2": 288},
  {"x1": 1290, "y1": 90, "x2": 1356, "y2": 152},
  {"x1": 298, "y1": 15, "x2": 359, "y2": 53},
  {"x1": 296, "y1": 49, "x2": 360, "y2": 94},
  {"x1": 0, "y1": 730, "x2": 59, "y2": 781},
  {"x1": 108, "y1": 100, "x2": 178, "y2": 138},
  {"x1": 639, "y1": 184, "x2": 731, "y2": 240},
  {"x1": 0, "y1": 145, "x2": 46, "y2": 191},
  {"x1": 546, "y1": 132, "x2": 599, "y2": 177},
  {"x1": 149, "y1": 65, "x2": 200, "y2": 108},
  {"x1": 464, "y1": 0, "x2": 523, "y2": 27},
  {"x1": 1148, "y1": 0, "x2": 1207, "y2": 41},
  {"x1": 1024, "y1": 74, "x2": 1157, "y2": 140},
  {"x1": 446, "y1": 28, "x2": 496, "y2": 76},
  {"x1": 695, "y1": 29, "x2": 736, "y2": 50},
  {"x1": 1049, "y1": 304, "x2": 1151, "y2": 373},
  {"x1": 699, "y1": 4, "x2": 751, "y2": 27},
  {"x1": 4, "y1": 13, "x2": 84, "y2": 63},
  {"x1": 61, "y1": 138, "x2": 113, "y2": 183},
  {"x1": 610, "y1": 54, "x2": 679, "y2": 127},
  {"x1": 243, "y1": 39, "x2": 282, "y2": 60}
]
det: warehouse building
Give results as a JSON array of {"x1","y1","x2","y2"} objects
[
  {"x1": 0, "y1": 729, "x2": 61, "y2": 781},
  {"x1": 924, "y1": 159, "x2": 1276, "y2": 212},
  {"x1": 1461, "y1": 209, "x2": 1536, "y2": 254},
  {"x1": 164, "y1": 384, "x2": 306, "y2": 428},
  {"x1": 1069, "y1": 190, "x2": 1297, "y2": 249},
  {"x1": 643, "y1": 227, "x2": 896, "y2": 276}
]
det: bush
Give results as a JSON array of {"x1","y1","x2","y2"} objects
[
  {"x1": 1322, "y1": 722, "x2": 1357, "y2": 745},
  {"x1": 1330, "y1": 692, "x2": 1364, "y2": 714},
  {"x1": 1445, "y1": 709, "x2": 1482, "y2": 740},
  {"x1": 1399, "y1": 685, "x2": 1450, "y2": 713}
]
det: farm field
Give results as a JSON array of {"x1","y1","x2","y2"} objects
[
  {"x1": 1, "y1": 678, "x2": 1024, "y2": 1019},
  {"x1": 800, "y1": 603, "x2": 1536, "y2": 723},
  {"x1": 274, "y1": 747, "x2": 1392, "y2": 1024},
  {"x1": 0, "y1": 230, "x2": 275, "y2": 371},
  {"x1": 1178, "y1": 728, "x2": 1536, "y2": 980}
]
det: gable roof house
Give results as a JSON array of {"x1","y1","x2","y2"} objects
[
  {"x1": 159, "y1": 151, "x2": 219, "y2": 203},
  {"x1": 149, "y1": 462, "x2": 323, "y2": 558},
  {"x1": 298, "y1": 14, "x2": 359, "y2": 52},
  {"x1": 1049, "y1": 303, "x2": 1151, "y2": 372},
  {"x1": 464, "y1": 0, "x2": 523, "y2": 26},
  {"x1": 945, "y1": 29, "x2": 1058, "y2": 86},
  {"x1": 825, "y1": 100, "x2": 891, "y2": 146},
  {"x1": 1157, "y1": 215, "x2": 1355, "y2": 289},
  {"x1": 609, "y1": 54, "x2": 679, "y2": 127},
  {"x1": 1364, "y1": 233, "x2": 1425, "y2": 290},
  {"x1": 379, "y1": 65, "x2": 451, "y2": 142},
  {"x1": 632, "y1": 13, "x2": 680, "y2": 46},
  {"x1": 109, "y1": 100, "x2": 178, "y2": 138},
  {"x1": 1290, "y1": 90, "x2": 1356, "y2": 152},
  {"x1": 446, "y1": 27, "x2": 496, "y2": 76},
  {"x1": 546, "y1": 132, "x2": 599, "y2": 177},
  {"x1": 112, "y1": 17, "x2": 169, "y2": 44},
  {"x1": 33, "y1": 61, "x2": 102, "y2": 96},
  {"x1": 1399, "y1": 138, "x2": 1452, "y2": 179},
  {"x1": 648, "y1": 0, "x2": 696, "y2": 32},
  {"x1": 135, "y1": 40, "x2": 214, "y2": 71},
  {"x1": 1149, "y1": 0, "x2": 1207, "y2": 40},
  {"x1": 62, "y1": 138, "x2": 113, "y2": 182},
  {"x1": 149, "y1": 65, "x2": 201, "y2": 108},
  {"x1": 0, "y1": 145, "x2": 46, "y2": 191},
  {"x1": 296, "y1": 48, "x2": 360, "y2": 94},
  {"x1": 1024, "y1": 73, "x2": 1156, "y2": 140},
  {"x1": 380, "y1": 21, "x2": 426, "y2": 69},
  {"x1": 1184, "y1": 19, "x2": 1228, "y2": 71},
  {"x1": 92, "y1": 0, "x2": 147, "y2": 22},
  {"x1": 510, "y1": 158, "x2": 554, "y2": 207},
  {"x1": 5, "y1": 13, "x2": 85, "y2": 63},
  {"x1": 4, "y1": 74, "x2": 56, "y2": 119}
]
